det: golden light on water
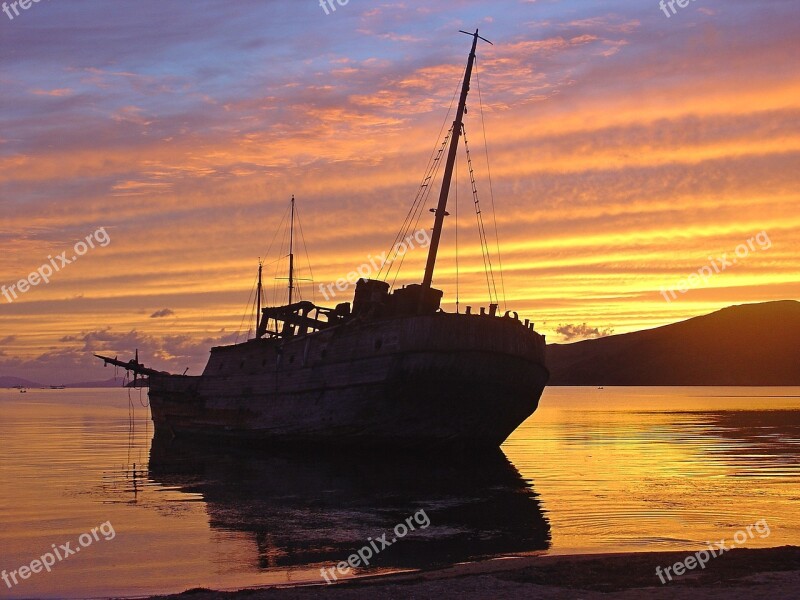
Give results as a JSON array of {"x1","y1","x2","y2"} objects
[{"x1": 2, "y1": 387, "x2": 799, "y2": 598}]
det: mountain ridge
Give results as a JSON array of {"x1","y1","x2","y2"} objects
[
  {"x1": 547, "y1": 300, "x2": 800, "y2": 385},
  {"x1": 0, "y1": 376, "x2": 125, "y2": 389}
]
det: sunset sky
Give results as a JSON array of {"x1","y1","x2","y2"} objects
[{"x1": 1, "y1": 0, "x2": 798, "y2": 384}]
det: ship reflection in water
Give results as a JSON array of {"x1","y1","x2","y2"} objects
[
  {"x1": 5, "y1": 388, "x2": 798, "y2": 599},
  {"x1": 147, "y1": 434, "x2": 551, "y2": 575}
]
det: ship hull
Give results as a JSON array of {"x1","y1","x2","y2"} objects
[{"x1": 148, "y1": 313, "x2": 548, "y2": 448}]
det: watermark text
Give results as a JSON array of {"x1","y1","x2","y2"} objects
[
  {"x1": 659, "y1": 231, "x2": 771, "y2": 303},
  {"x1": 319, "y1": 0, "x2": 349, "y2": 16},
  {"x1": 320, "y1": 509, "x2": 430, "y2": 583},
  {"x1": 659, "y1": 0, "x2": 700, "y2": 19},
  {"x1": 2, "y1": 521, "x2": 115, "y2": 590},
  {"x1": 319, "y1": 228, "x2": 430, "y2": 302},
  {"x1": 2, "y1": 227, "x2": 111, "y2": 304},
  {"x1": 655, "y1": 519, "x2": 770, "y2": 584},
  {"x1": 2, "y1": 0, "x2": 51, "y2": 22}
]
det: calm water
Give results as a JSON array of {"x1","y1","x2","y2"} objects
[{"x1": 1, "y1": 387, "x2": 799, "y2": 598}]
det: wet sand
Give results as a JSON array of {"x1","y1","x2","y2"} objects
[{"x1": 148, "y1": 546, "x2": 800, "y2": 599}]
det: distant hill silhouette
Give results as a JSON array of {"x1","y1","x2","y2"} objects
[
  {"x1": 64, "y1": 377, "x2": 128, "y2": 388},
  {"x1": 0, "y1": 376, "x2": 129, "y2": 389},
  {"x1": 0, "y1": 376, "x2": 43, "y2": 388},
  {"x1": 547, "y1": 300, "x2": 800, "y2": 385}
]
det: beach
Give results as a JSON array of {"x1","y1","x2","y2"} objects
[{"x1": 149, "y1": 546, "x2": 800, "y2": 599}]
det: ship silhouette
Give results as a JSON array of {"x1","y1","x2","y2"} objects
[{"x1": 96, "y1": 30, "x2": 549, "y2": 448}]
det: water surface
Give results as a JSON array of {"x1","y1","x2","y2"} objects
[{"x1": 1, "y1": 386, "x2": 798, "y2": 598}]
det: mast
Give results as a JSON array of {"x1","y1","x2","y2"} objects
[
  {"x1": 255, "y1": 258, "x2": 263, "y2": 336},
  {"x1": 288, "y1": 195, "x2": 295, "y2": 305},
  {"x1": 421, "y1": 29, "x2": 492, "y2": 291}
]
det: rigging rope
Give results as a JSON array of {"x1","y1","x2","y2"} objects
[
  {"x1": 455, "y1": 151, "x2": 460, "y2": 312},
  {"x1": 379, "y1": 66, "x2": 465, "y2": 285},
  {"x1": 475, "y1": 59, "x2": 508, "y2": 310},
  {"x1": 463, "y1": 125, "x2": 499, "y2": 305},
  {"x1": 293, "y1": 201, "x2": 315, "y2": 304},
  {"x1": 381, "y1": 125, "x2": 453, "y2": 284},
  {"x1": 361, "y1": 58, "x2": 507, "y2": 309},
  {"x1": 138, "y1": 383, "x2": 149, "y2": 408},
  {"x1": 230, "y1": 201, "x2": 291, "y2": 338},
  {"x1": 235, "y1": 272, "x2": 258, "y2": 343},
  {"x1": 273, "y1": 212, "x2": 291, "y2": 306},
  {"x1": 387, "y1": 125, "x2": 454, "y2": 289}
]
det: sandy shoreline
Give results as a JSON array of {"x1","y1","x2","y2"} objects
[{"x1": 146, "y1": 546, "x2": 800, "y2": 599}]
